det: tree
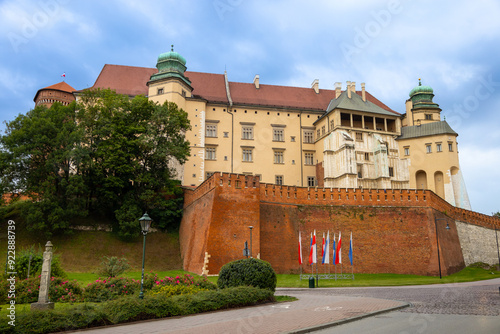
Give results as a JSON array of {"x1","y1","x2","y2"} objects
[
  {"x1": 0, "y1": 102, "x2": 87, "y2": 236},
  {"x1": 493, "y1": 211, "x2": 500, "y2": 219},
  {"x1": 0, "y1": 89, "x2": 190, "y2": 238}
]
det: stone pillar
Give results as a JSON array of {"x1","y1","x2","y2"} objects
[{"x1": 31, "y1": 241, "x2": 55, "y2": 310}]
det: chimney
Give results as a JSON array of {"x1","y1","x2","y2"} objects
[
  {"x1": 361, "y1": 82, "x2": 366, "y2": 102},
  {"x1": 351, "y1": 82, "x2": 356, "y2": 95},
  {"x1": 253, "y1": 74, "x2": 260, "y2": 89},
  {"x1": 347, "y1": 81, "x2": 352, "y2": 98},
  {"x1": 334, "y1": 82, "x2": 342, "y2": 99},
  {"x1": 311, "y1": 79, "x2": 319, "y2": 94}
]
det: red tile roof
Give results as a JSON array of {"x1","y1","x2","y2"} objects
[
  {"x1": 34, "y1": 81, "x2": 76, "y2": 102},
  {"x1": 87, "y1": 64, "x2": 398, "y2": 114}
]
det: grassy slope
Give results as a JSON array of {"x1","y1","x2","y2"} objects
[{"x1": 0, "y1": 221, "x2": 182, "y2": 273}]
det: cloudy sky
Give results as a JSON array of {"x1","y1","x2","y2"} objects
[{"x1": 1, "y1": 0, "x2": 499, "y2": 215}]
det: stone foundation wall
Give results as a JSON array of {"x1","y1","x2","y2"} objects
[{"x1": 456, "y1": 221, "x2": 500, "y2": 266}]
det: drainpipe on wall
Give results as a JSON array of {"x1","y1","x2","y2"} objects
[{"x1": 224, "y1": 71, "x2": 234, "y2": 173}]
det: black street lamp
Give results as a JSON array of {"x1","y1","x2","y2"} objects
[
  {"x1": 139, "y1": 212, "x2": 152, "y2": 299},
  {"x1": 434, "y1": 217, "x2": 450, "y2": 279}
]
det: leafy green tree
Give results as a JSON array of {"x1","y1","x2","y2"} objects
[
  {"x1": 493, "y1": 211, "x2": 500, "y2": 219},
  {"x1": 0, "y1": 102, "x2": 87, "y2": 236},
  {"x1": 77, "y1": 89, "x2": 190, "y2": 238},
  {"x1": 0, "y1": 89, "x2": 190, "y2": 238}
]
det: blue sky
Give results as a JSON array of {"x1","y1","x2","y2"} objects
[{"x1": 1, "y1": 0, "x2": 499, "y2": 215}]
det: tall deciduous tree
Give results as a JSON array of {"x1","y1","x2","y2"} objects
[{"x1": 0, "y1": 89, "x2": 190, "y2": 238}]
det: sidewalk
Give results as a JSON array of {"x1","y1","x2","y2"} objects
[{"x1": 70, "y1": 291, "x2": 409, "y2": 334}]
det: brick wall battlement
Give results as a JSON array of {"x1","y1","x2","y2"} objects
[{"x1": 180, "y1": 173, "x2": 499, "y2": 275}]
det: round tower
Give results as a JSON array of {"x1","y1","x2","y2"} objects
[
  {"x1": 34, "y1": 81, "x2": 76, "y2": 108},
  {"x1": 406, "y1": 79, "x2": 442, "y2": 125}
]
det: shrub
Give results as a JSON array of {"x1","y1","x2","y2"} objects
[
  {"x1": 149, "y1": 284, "x2": 208, "y2": 298},
  {"x1": 0, "y1": 276, "x2": 82, "y2": 304},
  {"x1": 83, "y1": 277, "x2": 140, "y2": 302},
  {"x1": 217, "y1": 258, "x2": 277, "y2": 292},
  {"x1": 14, "y1": 286, "x2": 274, "y2": 333},
  {"x1": 97, "y1": 256, "x2": 130, "y2": 277}
]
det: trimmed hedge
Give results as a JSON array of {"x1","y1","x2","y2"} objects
[
  {"x1": 217, "y1": 258, "x2": 277, "y2": 292},
  {"x1": 11, "y1": 286, "x2": 274, "y2": 333}
]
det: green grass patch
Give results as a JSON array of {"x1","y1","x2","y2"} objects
[
  {"x1": 275, "y1": 295, "x2": 298, "y2": 302},
  {"x1": 275, "y1": 267, "x2": 500, "y2": 288}
]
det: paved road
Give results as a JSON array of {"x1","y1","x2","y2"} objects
[{"x1": 68, "y1": 278, "x2": 500, "y2": 334}]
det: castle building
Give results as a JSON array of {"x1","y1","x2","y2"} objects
[
  {"x1": 38, "y1": 47, "x2": 470, "y2": 210},
  {"x1": 34, "y1": 81, "x2": 76, "y2": 108}
]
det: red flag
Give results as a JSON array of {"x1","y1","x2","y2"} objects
[
  {"x1": 312, "y1": 230, "x2": 317, "y2": 264},
  {"x1": 61, "y1": 72, "x2": 66, "y2": 77},
  {"x1": 335, "y1": 232, "x2": 342, "y2": 264},
  {"x1": 308, "y1": 232, "x2": 313, "y2": 265},
  {"x1": 298, "y1": 231, "x2": 303, "y2": 265}
]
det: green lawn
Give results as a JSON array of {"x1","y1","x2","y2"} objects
[{"x1": 276, "y1": 267, "x2": 500, "y2": 288}]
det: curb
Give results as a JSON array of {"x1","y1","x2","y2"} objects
[{"x1": 287, "y1": 301, "x2": 411, "y2": 334}]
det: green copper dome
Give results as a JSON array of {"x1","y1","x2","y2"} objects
[
  {"x1": 409, "y1": 79, "x2": 433, "y2": 97},
  {"x1": 409, "y1": 79, "x2": 440, "y2": 111},
  {"x1": 150, "y1": 45, "x2": 191, "y2": 87}
]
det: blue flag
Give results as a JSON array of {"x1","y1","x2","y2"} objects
[
  {"x1": 332, "y1": 234, "x2": 336, "y2": 266},
  {"x1": 348, "y1": 232, "x2": 353, "y2": 265}
]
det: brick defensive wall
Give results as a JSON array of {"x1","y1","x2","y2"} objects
[{"x1": 180, "y1": 173, "x2": 500, "y2": 276}]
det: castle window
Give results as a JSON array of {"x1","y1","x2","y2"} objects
[
  {"x1": 389, "y1": 167, "x2": 394, "y2": 177},
  {"x1": 273, "y1": 128, "x2": 284, "y2": 142},
  {"x1": 157, "y1": 88, "x2": 164, "y2": 95},
  {"x1": 206, "y1": 124, "x2": 217, "y2": 137},
  {"x1": 356, "y1": 132, "x2": 363, "y2": 141},
  {"x1": 242, "y1": 149, "x2": 253, "y2": 162},
  {"x1": 307, "y1": 176, "x2": 317, "y2": 187},
  {"x1": 357, "y1": 165, "x2": 363, "y2": 178},
  {"x1": 436, "y1": 143, "x2": 442, "y2": 152},
  {"x1": 425, "y1": 114, "x2": 432, "y2": 120},
  {"x1": 321, "y1": 126, "x2": 325, "y2": 135},
  {"x1": 303, "y1": 130, "x2": 314, "y2": 143},
  {"x1": 448, "y1": 142, "x2": 453, "y2": 152},
  {"x1": 317, "y1": 129, "x2": 321, "y2": 138},
  {"x1": 304, "y1": 152, "x2": 314, "y2": 165},
  {"x1": 275, "y1": 175, "x2": 283, "y2": 185},
  {"x1": 273, "y1": 150, "x2": 284, "y2": 164},
  {"x1": 330, "y1": 119, "x2": 334, "y2": 130},
  {"x1": 404, "y1": 146, "x2": 410, "y2": 156},
  {"x1": 206, "y1": 172, "x2": 214, "y2": 179},
  {"x1": 426, "y1": 144, "x2": 432, "y2": 153},
  {"x1": 242, "y1": 126, "x2": 254, "y2": 140},
  {"x1": 223, "y1": 132, "x2": 229, "y2": 138},
  {"x1": 364, "y1": 152, "x2": 370, "y2": 161},
  {"x1": 205, "y1": 147, "x2": 216, "y2": 160},
  {"x1": 291, "y1": 136, "x2": 295, "y2": 142}
]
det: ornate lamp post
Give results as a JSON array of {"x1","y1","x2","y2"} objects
[
  {"x1": 434, "y1": 217, "x2": 450, "y2": 279},
  {"x1": 139, "y1": 212, "x2": 152, "y2": 299}
]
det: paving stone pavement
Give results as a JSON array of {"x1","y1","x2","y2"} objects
[
  {"x1": 68, "y1": 294, "x2": 408, "y2": 334},
  {"x1": 65, "y1": 278, "x2": 500, "y2": 334}
]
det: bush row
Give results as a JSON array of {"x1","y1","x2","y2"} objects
[
  {"x1": 2, "y1": 286, "x2": 275, "y2": 334},
  {"x1": 1, "y1": 273, "x2": 216, "y2": 304}
]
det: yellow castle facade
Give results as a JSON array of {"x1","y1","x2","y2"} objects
[{"x1": 40, "y1": 47, "x2": 471, "y2": 210}]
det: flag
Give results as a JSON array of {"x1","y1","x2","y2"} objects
[
  {"x1": 332, "y1": 233, "x2": 336, "y2": 265},
  {"x1": 61, "y1": 72, "x2": 66, "y2": 77},
  {"x1": 322, "y1": 231, "x2": 330, "y2": 264},
  {"x1": 309, "y1": 233, "x2": 313, "y2": 264},
  {"x1": 312, "y1": 230, "x2": 317, "y2": 264},
  {"x1": 348, "y1": 232, "x2": 353, "y2": 265},
  {"x1": 335, "y1": 232, "x2": 342, "y2": 264},
  {"x1": 298, "y1": 231, "x2": 303, "y2": 265},
  {"x1": 321, "y1": 232, "x2": 325, "y2": 258}
]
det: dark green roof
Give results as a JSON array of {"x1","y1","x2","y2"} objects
[
  {"x1": 398, "y1": 121, "x2": 457, "y2": 140},
  {"x1": 326, "y1": 91, "x2": 397, "y2": 116}
]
